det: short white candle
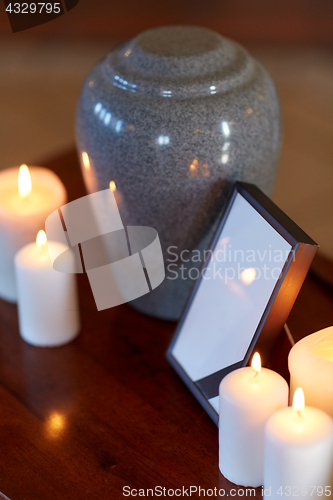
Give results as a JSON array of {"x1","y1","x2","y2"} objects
[
  {"x1": 0, "y1": 165, "x2": 67, "y2": 302},
  {"x1": 264, "y1": 388, "x2": 333, "y2": 499},
  {"x1": 289, "y1": 326, "x2": 333, "y2": 418},
  {"x1": 14, "y1": 230, "x2": 80, "y2": 347},
  {"x1": 219, "y1": 353, "x2": 289, "y2": 486}
]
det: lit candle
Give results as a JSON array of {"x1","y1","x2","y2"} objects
[
  {"x1": 264, "y1": 388, "x2": 333, "y2": 499},
  {"x1": 0, "y1": 165, "x2": 66, "y2": 302},
  {"x1": 219, "y1": 353, "x2": 289, "y2": 486},
  {"x1": 14, "y1": 231, "x2": 80, "y2": 347},
  {"x1": 289, "y1": 326, "x2": 333, "y2": 418}
]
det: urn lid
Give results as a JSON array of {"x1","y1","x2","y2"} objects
[{"x1": 103, "y1": 26, "x2": 254, "y2": 98}]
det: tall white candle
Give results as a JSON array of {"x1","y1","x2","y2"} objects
[
  {"x1": 0, "y1": 165, "x2": 66, "y2": 302},
  {"x1": 289, "y1": 326, "x2": 333, "y2": 418},
  {"x1": 14, "y1": 231, "x2": 80, "y2": 347},
  {"x1": 264, "y1": 388, "x2": 333, "y2": 499},
  {"x1": 219, "y1": 353, "x2": 288, "y2": 486}
]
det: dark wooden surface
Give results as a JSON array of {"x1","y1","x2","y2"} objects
[{"x1": 0, "y1": 149, "x2": 332, "y2": 500}]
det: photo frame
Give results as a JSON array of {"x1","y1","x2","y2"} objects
[{"x1": 166, "y1": 182, "x2": 318, "y2": 425}]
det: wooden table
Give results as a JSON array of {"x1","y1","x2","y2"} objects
[{"x1": 0, "y1": 149, "x2": 332, "y2": 500}]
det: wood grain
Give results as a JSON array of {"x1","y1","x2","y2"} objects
[{"x1": 0, "y1": 149, "x2": 332, "y2": 499}]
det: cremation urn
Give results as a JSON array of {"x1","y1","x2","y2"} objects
[{"x1": 76, "y1": 26, "x2": 281, "y2": 320}]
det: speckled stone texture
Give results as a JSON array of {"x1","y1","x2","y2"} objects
[{"x1": 76, "y1": 26, "x2": 281, "y2": 320}]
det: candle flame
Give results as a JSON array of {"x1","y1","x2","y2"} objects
[
  {"x1": 251, "y1": 352, "x2": 261, "y2": 375},
  {"x1": 82, "y1": 152, "x2": 90, "y2": 171},
  {"x1": 36, "y1": 230, "x2": 47, "y2": 248},
  {"x1": 18, "y1": 164, "x2": 32, "y2": 198},
  {"x1": 109, "y1": 180, "x2": 116, "y2": 192},
  {"x1": 293, "y1": 388, "x2": 305, "y2": 413}
]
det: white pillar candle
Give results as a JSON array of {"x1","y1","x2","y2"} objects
[
  {"x1": 15, "y1": 231, "x2": 80, "y2": 347},
  {"x1": 219, "y1": 353, "x2": 289, "y2": 487},
  {"x1": 289, "y1": 326, "x2": 333, "y2": 418},
  {"x1": 264, "y1": 388, "x2": 333, "y2": 499},
  {"x1": 0, "y1": 165, "x2": 67, "y2": 302}
]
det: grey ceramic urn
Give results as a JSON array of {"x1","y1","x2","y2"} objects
[{"x1": 76, "y1": 26, "x2": 281, "y2": 320}]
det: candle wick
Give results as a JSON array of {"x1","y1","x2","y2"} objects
[
  {"x1": 297, "y1": 410, "x2": 302, "y2": 418},
  {"x1": 252, "y1": 369, "x2": 259, "y2": 379}
]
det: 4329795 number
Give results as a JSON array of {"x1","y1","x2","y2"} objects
[{"x1": 6, "y1": 3, "x2": 61, "y2": 14}]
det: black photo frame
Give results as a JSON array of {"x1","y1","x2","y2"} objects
[{"x1": 166, "y1": 182, "x2": 318, "y2": 425}]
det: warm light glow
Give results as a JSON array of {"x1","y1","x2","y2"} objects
[
  {"x1": 46, "y1": 412, "x2": 66, "y2": 438},
  {"x1": 109, "y1": 180, "x2": 116, "y2": 192},
  {"x1": 82, "y1": 152, "x2": 90, "y2": 171},
  {"x1": 36, "y1": 230, "x2": 47, "y2": 248},
  {"x1": 251, "y1": 352, "x2": 261, "y2": 375},
  {"x1": 203, "y1": 163, "x2": 209, "y2": 177},
  {"x1": 293, "y1": 387, "x2": 305, "y2": 412},
  {"x1": 311, "y1": 329, "x2": 333, "y2": 360},
  {"x1": 241, "y1": 267, "x2": 257, "y2": 285},
  {"x1": 18, "y1": 164, "x2": 32, "y2": 198},
  {"x1": 190, "y1": 159, "x2": 198, "y2": 172},
  {"x1": 312, "y1": 344, "x2": 333, "y2": 360}
]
